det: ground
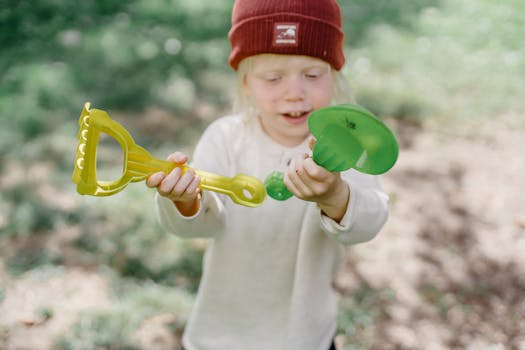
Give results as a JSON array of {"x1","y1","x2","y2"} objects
[
  {"x1": 1, "y1": 114, "x2": 524, "y2": 349},
  {"x1": 335, "y1": 113, "x2": 525, "y2": 349}
]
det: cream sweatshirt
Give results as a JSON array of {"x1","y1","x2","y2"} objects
[{"x1": 155, "y1": 114, "x2": 389, "y2": 350}]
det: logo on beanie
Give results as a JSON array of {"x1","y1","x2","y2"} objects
[{"x1": 273, "y1": 23, "x2": 299, "y2": 47}]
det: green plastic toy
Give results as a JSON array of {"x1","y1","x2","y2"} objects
[
  {"x1": 264, "y1": 104, "x2": 399, "y2": 201},
  {"x1": 265, "y1": 171, "x2": 293, "y2": 201},
  {"x1": 73, "y1": 102, "x2": 266, "y2": 207}
]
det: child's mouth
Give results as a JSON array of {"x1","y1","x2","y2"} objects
[{"x1": 282, "y1": 111, "x2": 310, "y2": 125}]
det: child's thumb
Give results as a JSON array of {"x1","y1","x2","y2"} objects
[{"x1": 308, "y1": 137, "x2": 316, "y2": 151}]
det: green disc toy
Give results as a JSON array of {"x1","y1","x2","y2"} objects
[
  {"x1": 309, "y1": 104, "x2": 399, "y2": 174},
  {"x1": 264, "y1": 104, "x2": 399, "y2": 201},
  {"x1": 264, "y1": 171, "x2": 294, "y2": 201}
]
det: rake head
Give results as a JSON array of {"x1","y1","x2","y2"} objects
[{"x1": 72, "y1": 102, "x2": 154, "y2": 196}]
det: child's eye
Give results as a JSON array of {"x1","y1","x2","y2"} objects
[
  {"x1": 305, "y1": 69, "x2": 325, "y2": 79},
  {"x1": 305, "y1": 67, "x2": 328, "y2": 80},
  {"x1": 264, "y1": 75, "x2": 281, "y2": 82},
  {"x1": 305, "y1": 73, "x2": 319, "y2": 79}
]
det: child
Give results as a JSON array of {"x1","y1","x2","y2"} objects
[{"x1": 146, "y1": 0, "x2": 389, "y2": 349}]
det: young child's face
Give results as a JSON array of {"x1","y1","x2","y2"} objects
[{"x1": 243, "y1": 54, "x2": 334, "y2": 147}]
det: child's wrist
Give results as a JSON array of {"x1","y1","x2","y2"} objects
[
  {"x1": 173, "y1": 193, "x2": 201, "y2": 217},
  {"x1": 318, "y1": 181, "x2": 350, "y2": 222}
]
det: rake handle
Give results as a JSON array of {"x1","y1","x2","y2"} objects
[{"x1": 128, "y1": 149, "x2": 265, "y2": 208}]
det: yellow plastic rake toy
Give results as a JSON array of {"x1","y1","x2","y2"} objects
[{"x1": 72, "y1": 102, "x2": 266, "y2": 207}]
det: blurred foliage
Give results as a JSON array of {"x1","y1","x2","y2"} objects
[
  {"x1": 0, "y1": 0, "x2": 233, "y2": 149},
  {"x1": 340, "y1": 0, "x2": 440, "y2": 45},
  {"x1": 1, "y1": 0, "x2": 524, "y2": 348},
  {"x1": 66, "y1": 185, "x2": 204, "y2": 292},
  {"x1": 347, "y1": 0, "x2": 525, "y2": 120},
  {"x1": 53, "y1": 281, "x2": 193, "y2": 350}
]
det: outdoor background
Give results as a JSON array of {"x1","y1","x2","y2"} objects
[{"x1": 1, "y1": 0, "x2": 524, "y2": 349}]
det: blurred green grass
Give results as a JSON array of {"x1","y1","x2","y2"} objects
[
  {"x1": 0, "y1": 0, "x2": 524, "y2": 348},
  {"x1": 347, "y1": 0, "x2": 525, "y2": 121}
]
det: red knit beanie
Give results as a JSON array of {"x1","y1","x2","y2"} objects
[{"x1": 228, "y1": 0, "x2": 345, "y2": 71}]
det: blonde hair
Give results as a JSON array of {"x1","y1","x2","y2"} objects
[{"x1": 232, "y1": 55, "x2": 353, "y2": 115}]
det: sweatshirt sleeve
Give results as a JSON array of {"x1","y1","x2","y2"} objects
[
  {"x1": 320, "y1": 171, "x2": 389, "y2": 245},
  {"x1": 155, "y1": 190, "x2": 226, "y2": 238},
  {"x1": 154, "y1": 119, "x2": 231, "y2": 239}
]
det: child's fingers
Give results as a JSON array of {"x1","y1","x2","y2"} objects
[
  {"x1": 286, "y1": 154, "x2": 340, "y2": 201},
  {"x1": 157, "y1": 168, "x2": 200, "y2": 203},
  {"x1": 172, "y1": 170, "x2": 197, "y2": 196},
  {"x1": 285, "y1": 155, "x2": 310, "y2": 195},
  {"x1": 302, "y1": 157, "x2": 328, "y2": 181},
  {"x1": 283, "y1": 170, "x2": 301, "y2": 196},
  {"x1": 186, "y1": 175, "x2": 201, "y2": 196},
  {"x1": 146, "y1": 172, "x2": 165, "y2": 188},
  {"x1": 158, "y1": 167, "x2": 182, "y2": 196},
  {"x1": 290, "y1": 153, "x2": 314, "y2": 184},
  {"x1": 167, "y1": 152, "x2": 188, "y2": 164}
]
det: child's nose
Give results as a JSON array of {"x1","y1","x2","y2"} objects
[{"x1": 284, "y1": 76, "x2": 305, "y2": 101}]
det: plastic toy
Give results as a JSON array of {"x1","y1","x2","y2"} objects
[
  {"x1": 264, "y1": 104, "x2": 399, "y2": 201},
  {"x1": 72, "y1": 102, "x2": 266, "y2": 207}
]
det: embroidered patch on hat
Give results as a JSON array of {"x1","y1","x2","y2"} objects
[{"x1": 273, "y1": 23, "x2": 299, "y2": 47}]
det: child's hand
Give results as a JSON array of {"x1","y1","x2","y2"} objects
[
  {"x1": 283, "y1": 139, "x2": 349, "y2": 222},
  {"x1": 146, "y1": 152, "x2": 201, "y2": 216}
]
